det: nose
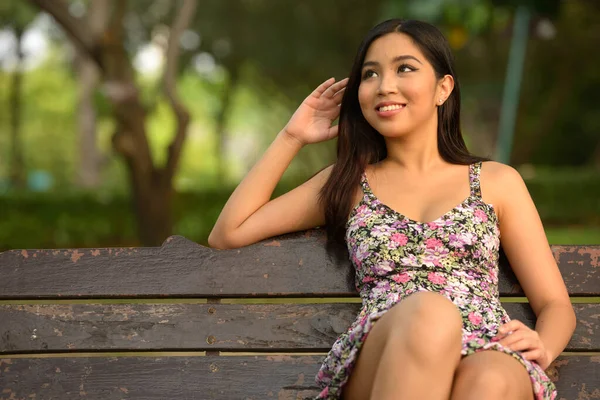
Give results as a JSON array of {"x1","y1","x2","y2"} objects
[{"x1": 377, "y1": 73, "x2": 398, "y2": 95}]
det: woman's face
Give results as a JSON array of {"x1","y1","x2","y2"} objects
[{"x1": 358, "y1": 32, "x2": 448, "y2": 138}]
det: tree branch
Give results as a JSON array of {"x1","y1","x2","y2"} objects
[
  {"x1": 162, "y1": 0, "x2": 197, "y2": 183},
  {"x1": 88, "y1": 0, "x2": 111, "y2": 40},
  {"x1": 28, "y1": 0, "x2": 103, "y2": 69}
]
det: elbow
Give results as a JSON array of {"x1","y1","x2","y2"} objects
[
  {"x1": 207, "y1": 229, "x2": 237, "y2": 250},
  {"x1": 570, "y1": 303, "x2": 577, "y2": 332},
  {"x1": 207, "y1": 230, "x2": 227, "y2": 249}
]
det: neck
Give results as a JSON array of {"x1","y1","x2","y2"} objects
[{"x1": 383, "y1": 116, "x2": 444, "y2": 172}]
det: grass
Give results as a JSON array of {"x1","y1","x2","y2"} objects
[{"x1": 545, "y1": 226, "x2": 600, "y2": 245}]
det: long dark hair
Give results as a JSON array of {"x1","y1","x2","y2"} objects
[{"x1": 318, "y1": 18, "x2": 488, "y2": 261}]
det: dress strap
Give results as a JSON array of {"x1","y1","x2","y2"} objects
[
  {"x1": 360, "y1": 172, "x2": 377, "y2": 202},
  {"x1": 469, "y1": 162, "x2": 482, "y2": 198}
]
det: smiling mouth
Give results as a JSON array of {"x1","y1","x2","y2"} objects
[{"x1": 377, "y1": 104, "x2": 406, "y2": 112}]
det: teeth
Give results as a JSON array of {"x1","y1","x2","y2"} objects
[{"x1": 378, "y1": 104, "x2": 404, "y2": 112}]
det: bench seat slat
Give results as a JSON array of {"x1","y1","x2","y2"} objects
[
  {"x1": 0, "y1": 355, "x2": 597, "y2": 399},
  {"x1": 0, "y1": 233, "x2": 598, "y2": 299},
  {"x1": 2, "y1": 303, "x2": 597, "y2": 353}
]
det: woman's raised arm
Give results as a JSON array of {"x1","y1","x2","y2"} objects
[{"x1": 208, "y1": 77, "x2": 347, "y2": 249}]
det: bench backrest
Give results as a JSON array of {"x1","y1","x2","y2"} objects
[{"x1": 1, "y1": 230, "x2": 598, "y2": 399}]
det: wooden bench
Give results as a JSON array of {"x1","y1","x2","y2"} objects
[{"x1": 0, "y1": 230, "x2": 598, "y2": 399}]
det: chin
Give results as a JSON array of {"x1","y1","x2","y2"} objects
[{"x1": 370, "y1": 123, "x2": 413, "y2": 139}]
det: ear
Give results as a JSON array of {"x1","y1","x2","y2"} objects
[{"x1": 436, "y1": 75, "x2": 455, "y2": 106}]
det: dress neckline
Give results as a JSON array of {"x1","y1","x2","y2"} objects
[{"x1": 359, "y1": 163, "x2": 478, "y2": 226}]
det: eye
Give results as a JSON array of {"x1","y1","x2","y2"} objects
[
  {"x1": 362, "y1": 69, "x2": 378, "y2": 80},
  {"x1": 398, "y1": 64, "x2": 416, "y2": 73}
]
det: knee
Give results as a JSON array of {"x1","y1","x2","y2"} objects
[
  {"x1": 387, "y1": 292, "x2": 462, "y2": 357},
  {"x1": 453, "y1": 360, "x2": 512, "y2": 399}
]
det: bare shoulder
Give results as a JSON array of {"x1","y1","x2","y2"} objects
[
  {"x1": 480, "y1": 160, "x2": 522, "y2": 181},
  {"x1": 480, "y1": 161, "x2": 530, "y2": 218},
  {"x1": 308, "y1": 163, "x2": 335, "y2": 186}
]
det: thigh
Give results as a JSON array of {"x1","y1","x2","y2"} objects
[
  {"x1": 451, "y1": 351, "x2": 534, "y2": 400},
  {"x1": 342, "y1": 292, "x2": 462, "y2": 400}
]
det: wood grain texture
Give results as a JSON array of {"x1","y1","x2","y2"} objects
[
  {"x1": 0, "y1": 231, "x2": 598, "y2": 299},
  {"x1": 0, "y1": 355, "x2": 597, "y2": 399},
  {"x1": 1, "y1": 303, "x2": 597, "y2": 353}
]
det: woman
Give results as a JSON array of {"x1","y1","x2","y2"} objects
[{"x1": 208, "y1": 19, "x2": 575, "y2": 400}]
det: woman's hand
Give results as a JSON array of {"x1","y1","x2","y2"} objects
[
  {"x1": 283, "y1": 77, "x2": 348, "y2": 146},
  {"x1": 493, "y1": 319, "x2": 552, "y2": 370}
]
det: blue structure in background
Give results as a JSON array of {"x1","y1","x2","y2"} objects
[{"x1": 27, "y1": 170, "x2": 53, "y2": 192}]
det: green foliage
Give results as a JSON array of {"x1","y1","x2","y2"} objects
[
  {"x1": 1, "y1": 0, "x2": 599, "y2": 249},
  {"x1": 0, "y1": 49, "x2": 79, "y2": 188},
  {"x1": 491, "y1": 0, "x2": 561, "y2": 17},
  {"x1": 522, "y1": 168, "x2": 600, "y2": 226},
  {"x1": 0, "y1": 0, "x2": 38, "y2": 31},
  {"x1": 1, "y1": 170, "x2": 598, "y2": 251}
]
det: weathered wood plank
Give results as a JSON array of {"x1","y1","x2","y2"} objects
[
  {"x1": 0, "y1": 231, "x2": 598, "y2": 299},
  {"x1": 1, "y1": 303, "x2": 597, "y2": 353},
  {"x1": 0, "y1": 355, "x2": 597, "y2": 399}
]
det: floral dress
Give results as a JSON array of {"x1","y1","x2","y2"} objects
[{"x1": 314, "y1": 162, "x2": 556, "y2": 399}]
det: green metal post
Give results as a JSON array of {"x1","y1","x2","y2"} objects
[{"x1": 496, "y1": 6, "x2": 531, "y2": 164}]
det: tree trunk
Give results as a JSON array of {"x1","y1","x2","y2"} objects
[
  {"x1": 9, "y1": 28, "x2": 25, "y2": 189},
  {"x1": 214, "y1": 68, "x2": 238, "y2": 182},
  {"x1": 75, "y1": 52, "x2": 102, "y2": 188},
  {"x1": 129, "y1": 166, "x2": 174, "y2": 246},
  {"x1": 29, "y1": 0, "x2": 196, "y2": 246},
  {"x1": 74, "y1": 0, "x2": 109, "y2": 189}
]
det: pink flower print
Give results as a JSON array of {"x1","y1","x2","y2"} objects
[
  {"x1": 483, "y1": 233, "x2": 498, "y2": 251},
  {"x1": 448, "y1": 234, "x2": 464, "y2": 248},
  {"x1": 425, "y1": 238, "x2": 443, "y2": 249},
  {"x1": 464, "y1": 333, "x2": 478, "y2": 342},
  {"x1": 459, "y1": 232, "x2": 476, "y2": 246},
  {"x1": 356, "y1": 242, "x2": 370, "y2": 261},
  {"x1": 357, "y1": 204, "x2": 368, "y2": 214},
  {"x1": 468, "y1": 312, "x2": 483, "y2": 326},
  {"x1": 440, "y1": 217, "x2": 455, "y2": 226},
  {"x1": 400, "y1": 254, "x2": 419, "y2": 267},
  {"x1": 427, "y1": 272, "x2": 446, "y2": 285},
  {"x1": 347, "y1": 220, "x2": 362, "y2": 235},
  {"x1": 409, "y1": 223, "x2": 424, "y2": 233},
  {"x1": 422, "y1": 247, "x2": 450, "y2": 267},
  {"x1": 371, "y1": 224, "x2": 393, "y2": 238},
  {"x1": 391, "y1": 273, "x2": 411, "y2": 283},
  {"x1": 474, "y1": 208, "x2": 488, "y2": 222},
  {"x1": 427, "y1": 222, "x2": 439, "y2": 230},
  {"x1": 391, "y1": 233, "x2": 408, "y2": 246},
  {"x1": 373, "y1": 260, "x2": 394, "y2": 275},
  {"x1": 362, "y1": 276, "x2": 375, "y2": 284}
]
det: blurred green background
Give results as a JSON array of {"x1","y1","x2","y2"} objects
[{"x1": 0, "y1": 0, "x2": 598, "y2": 251}]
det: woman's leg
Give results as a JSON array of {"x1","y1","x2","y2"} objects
[
  {"x1": 343, "y1": 292, "x2": 463, "y2": 400},
  {"x1": 450, "y1": 351, "x2": 534, "y2": 400}
]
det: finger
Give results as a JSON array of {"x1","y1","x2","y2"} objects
[
  {"x1": 323, "y1": 78, "x2": 349, "y2": 99},
  {"x1": 499, "y1": 320, "x2": 525, "y2": 335},
  {"x1": 328, "y1": 124, "x2": 339, "y2": 139},
  {"x1": 502, "y1": 338, "x2": 536, "y2": 353},
  {"x1": 493, "y1": 329, "x2": 516, "y2": 342},
  {"x1": 332, "y1": 77, "x2": 349, "y2": 91},
  {"x1": 312, "y1": 78, "x2": 336, "y2": 98},
  {"x1": 332, "y1": 87, "x2": 346, "y2": 104},
  {"x1": 521, "y1": 349, "x2": 543, "y2": 361},
  {"x1": 498, "y1": 331, "x2": 526, "y2": 347}
]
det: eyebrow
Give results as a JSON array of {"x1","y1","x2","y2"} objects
[{"x1": 362, "y1": 55, "x2": 423, "y2": 68}]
